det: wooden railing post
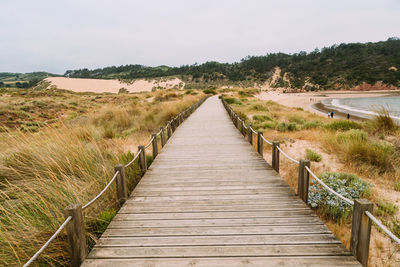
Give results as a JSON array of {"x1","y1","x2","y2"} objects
[
  {"x1": 257, "y1": 131, "x2": 263, "y2": 156},
  {"x1": 167, "y1": 123, "x2": 172, "y2": 139},
  {"x1": 152, "y1": 134, "x2": 158, "y2": 159},
  {"x1": 272, "y1": 141, "x2": 280, "y2": 173},
  {"x1": 351, "y1": 199, "x2": 373, "y2": 267},
  {"x1": 235, "y1": 115, "x2": 239, "y2": 128},
  {"x1": 241, "y1": 121, "x2": 246, "y2": 136},
  {"x1": 248, "y1": 124, "x2": 253, "y2": 145},
  {"x1": 138, "y1": 145, "x2": 147, "y2": 176},
  {"x1": 114, "y1": 164, "x2": 128, "y2": 206},
  {"x1": 64, "y1": 204, "x2": 86, "y2": 267},
  {"x1": 297, "y1": 160, "x2": 310, "y2": 202},
  {"x1": 160, "y1": 127, "x2": 166, "y2": 147}
]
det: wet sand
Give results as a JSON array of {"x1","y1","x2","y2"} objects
[{"x1": 256, "y1": 90, "x2": 397, "y2": 120}]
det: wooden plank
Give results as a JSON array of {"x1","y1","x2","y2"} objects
[
  {"x1": 87, "y1": 244, "x2": 351, "y2": 258},
  {"x1": 95, "y1": 234, "x2": 341, "y2": 247},
  {"x1": 102, "y1": 225, "x2": 331, "y2": 237},
  {"x1": 112, "y1": 210, "x2": 316, "y2": 220},
  {"x1": 107, "y1": 217, "x2": 322, "y2": 228},
  {"x1": 82, "y1": 256, "x2": 361, "y2": 267}
]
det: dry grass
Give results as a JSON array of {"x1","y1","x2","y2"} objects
[{"x1": 0, "y1": 87, "x2": 204, "y2": 266}]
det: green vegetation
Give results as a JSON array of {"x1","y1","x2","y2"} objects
[
  {"x1": 324, "y1": 120, "x2": 361, "y2": 131},
  {"x1": 308, "y1": 172, "x2": 371, "y2": 221},
  {"x1": 306, "y1": 149, "x2": 322, "y2": 162},
  {"x1": 65, "y1": 38, "x2": 400, "y2": 90},
  {"x1": 375, "y1": 201, "x2": 398, "y2": 217},
  {"x1": 0, "y1": 72, "x2": 57, "y2": 88}
]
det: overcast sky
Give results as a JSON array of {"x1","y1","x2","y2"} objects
[{"x1": 0, "y1": 0, "x2": 399, "y2": 74}]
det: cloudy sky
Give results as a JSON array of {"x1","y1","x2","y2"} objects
[{"x1": 0, "y1": 0, "x2": 399, "y2": 74}]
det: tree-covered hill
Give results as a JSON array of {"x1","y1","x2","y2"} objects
[
  {"x1": 64, "y1": 38, "x2": 399, "y2": 90},
  {"x1": 0, "y1": 72, "x2": 58, "y2": 88}
]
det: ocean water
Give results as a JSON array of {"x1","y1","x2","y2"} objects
[{"x1": 330, "y1": 96, "x2": 400, "y2": 121}]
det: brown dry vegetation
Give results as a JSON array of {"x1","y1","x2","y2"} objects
[
  {"x1": 0, "y1": 86, "x2": 204, "y2": 266},
  {"x1": 223, "y1": 88, "x2": 400, "y2": 267}
]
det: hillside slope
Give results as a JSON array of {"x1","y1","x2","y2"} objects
[{"x1": 65, "y1": 38, "x2": 400, "y2": 91}]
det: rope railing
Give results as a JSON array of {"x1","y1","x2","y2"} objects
[
  {"x1": 23, "y1": 95, "x2": 209, "y2": 267},
  {"x1": 276, "y1": 145, "x2": 299, "y2": 164},
  {"x1": 82, "y1": 170, "x2": 119, "y2": 210},
  {"x1": 260, "y1": 135, "x2": 273, "y2": 145},
  {"x1": 23, "y1": 216, "x2": 72, "y2": 267},
  {"x1": 144, "y1": 136, "x2": 154, "y2": 149},
  {"x1": 124, "y1": 150, "x2": 141, "y2": 168},
  {"x1": 221, "y1": 97, "x2": 399, "y2": 266},
  {"x1": 365, "y1": 211, "x2": 400, "y2": 244}
]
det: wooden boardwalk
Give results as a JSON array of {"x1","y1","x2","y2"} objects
[{"x1": 82, "y1": 96, "x2": 361, "y2": 266}]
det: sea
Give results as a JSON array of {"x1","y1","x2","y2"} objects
[{"x1": 323, "y1": 96, "x2": 400, "y2": 123}]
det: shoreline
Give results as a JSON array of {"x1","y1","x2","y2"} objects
[{"x1": 256, "y1": 90, "x2": 399, "y2": 121}]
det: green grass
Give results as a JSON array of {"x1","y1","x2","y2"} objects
[
  {"x1": 325, "y1": 120, "x2": 361, "y2": 131},
  {"x1": 375, "y1": 201, "x2": 398, "y2": 217},
  {"x1": 306, "y1": 149, "x2": 322, "y2": 162}
]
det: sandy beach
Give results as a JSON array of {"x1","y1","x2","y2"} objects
[
  {"x1": 45, "y1": 77, "x2": 184, "y2": 94},
  {"x1": 256, "y1": 90, "x2": 396, "y2": 119}
]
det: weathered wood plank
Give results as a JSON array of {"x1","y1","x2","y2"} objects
[
  {"x1": 82, "y1": 256, "x2": 361, "y2": 267},
  {"x1": 87, "y1": 244, "x2": 351, "y2": 258},
  {"x1": 95, "y1": 234, "x2": 341, "y2": 247}
]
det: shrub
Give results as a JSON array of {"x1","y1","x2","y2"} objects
[
  {"x1": 347, "y1": 140, "x2": 395, "y2": 171},
  {"x1": 252, "y1": 114, "x2": 272, "y2": 121},
  {"x1": 302, "y1": 120, "x2": 323, "y2": 129},
  {"x1": 288, "y1": 116, "x2": 305, "y2": 124},
  {"x1": 336, "y1": 129, "x2": 367, "y2": 144},
  {"x1": 325, "y1": 120, "x2": 361, "y2": 131},
  {"x1": 370, "y1": 107, "x2": 398, "y2": 133},
  {"x1": 250, "y1": 104, "x2": 268, "y2": 111},
  {"x1": 395, "y1": 182, "x2": 400, "y2": 192},
  {"x1": 277, "y1": 122, "x2": 298, "y2": 131},
  {"x1": 118, "y1": 88, "x2": 129, "y2": 94},
  {"x1": 203, "y1": 89, "x2": 216, "y2": 95},
  {"x1": 224, "y1": 98, "x2": 242, "y2": 105},
  {"x1": 306, "y1": 149, "x2": 322, "y2": 162},
  {"x1": 375, "y1": 201, "x2": 398, "y2": 217},
  {"x1": 308, "y1": 172, "x2": 371, "y2": 220}
]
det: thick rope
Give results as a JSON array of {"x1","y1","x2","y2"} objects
[
  {"x1": 124, "y1": 151, "x2": 141, "y2": 168},
  {"x1": 261, "y1": 135, "x2": 272, "y2": 145},
  {"x1": 276, "y1": 146, "x2": 299, "y2": 164},
  {"x1": 23, "y1": 216, "x2": 72, "y2": 267},
  {"x1": 365, "y1": 211, "x2": 400, "y2": 244},
  {"x1": 82, "y1": 170, "x2": 119, "y2": 210},
  {"x1": 144, "y1": 136, "x2": 154, "y2": 149}
]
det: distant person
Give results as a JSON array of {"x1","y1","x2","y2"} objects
[
  {"x1": 331, "y1": 111, "x2": 334, "y2": 118},
  {"x1": 347, "y1": 113, "x2": 350, "y2": 120},
  {"x1": 328, "y1": 112, "x2": 331, "y2": 118}
]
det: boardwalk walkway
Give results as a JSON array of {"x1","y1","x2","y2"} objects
[{"x1": 82, "y1": 96, "x2": 361, "y2": 266}]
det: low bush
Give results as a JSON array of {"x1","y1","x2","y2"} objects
[
  {"x1": 302, "y1": 120, "x2": 323, "y2": 129},
  {"x1": 203, "y1": 89, "x2": 217, "y2": 95},
  {"x1": 288, "y1": 116, "x2": 306, "y2": 124},
  {"x1": 252, "y1": 114, "x2": 272, "y2": 121},
  {"x1": 250, "y1": 103, "x2": 269, "y2": 111},
  {"x1": 306, "y1": 149, "x2": 322, "y2": 162},
  {"x1": 325, "y1": 120, "x2": 361, "y2": 131},
  {"x1": 370, "y1": 107, "x2": 398, "y2": 133},
  {"x1": 224, "y1": 98, "x2": 242, "y2": 105},
  {"x1": 277, "y1": 122, "x2": 298, "y2": 132},
  {"x1": 375, "y1": 201, "x2": 398, "y2": 217},
  {"x1": 336, "y1": 129, "x2": 367, "y2": 144},
  {"x1": 308, "y1": 172, "x2": 371, "y2": 221}
]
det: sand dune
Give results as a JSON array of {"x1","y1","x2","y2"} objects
[{"x1": 45, "y1": 77, "x2": 184, "y2": 94}]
